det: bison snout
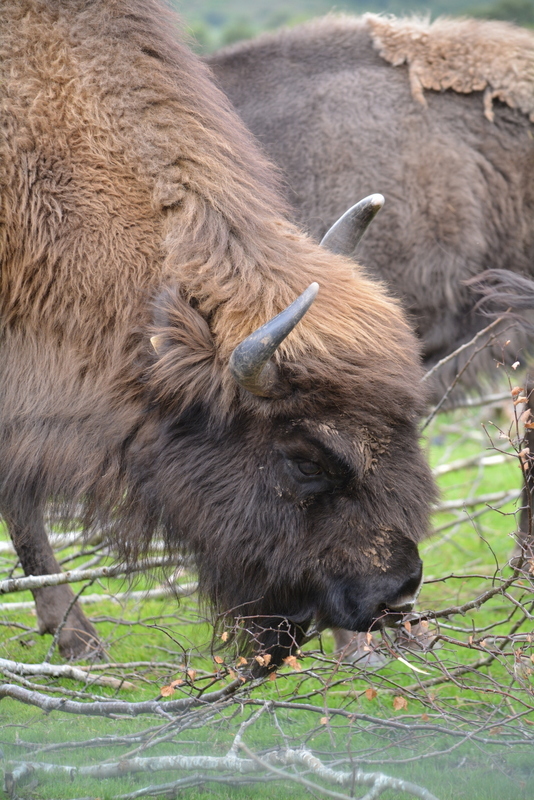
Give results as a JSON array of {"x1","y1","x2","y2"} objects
[
  {"x1": 374, "y1": 559, "x2": 423, "y2": 628},
  {"x1": 384, "y1": 559, "x2": 423, "y2": 614}
]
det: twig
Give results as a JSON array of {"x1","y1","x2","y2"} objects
[
  {"x1": 421, "y1": 316, "x2": 508, "y2": 384},
  {"x1": 0, "y1": 559, "x2": 179, "y2": 595},
  {"x1": 0, "y1": 678, "x2": 244, "y2": 717},
  {"x1": 0, "y1": 657, "x2": 135, "y2": 690}
]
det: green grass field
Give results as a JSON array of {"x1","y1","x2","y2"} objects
[{"x1": 0, "y1": 396, "x2": 532, "y2": 800}]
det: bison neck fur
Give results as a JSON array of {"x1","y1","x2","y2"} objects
[{"x1": 0, "y1": 0, "x2": 434, "y2": 662}]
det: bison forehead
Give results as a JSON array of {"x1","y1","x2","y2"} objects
[{"x1": 300, "y1": 419, "x2": 389, "y2": 473}]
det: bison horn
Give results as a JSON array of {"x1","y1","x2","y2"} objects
[
  {"x1": 320, "y1": 194, "x2": 384, "y2": 256},
  {"x1": 229, "y1": 282, "x2": 319, "y2": 397}
]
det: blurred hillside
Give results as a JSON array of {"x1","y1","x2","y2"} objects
[{"x1": 172, "y1": 0, "x2": 534, "y2": 52}]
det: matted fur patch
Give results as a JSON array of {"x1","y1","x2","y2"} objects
[{"x1": 365, "y1": 14, "x2": 534, "y2": 122}]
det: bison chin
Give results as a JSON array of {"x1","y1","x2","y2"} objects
[{"x1": 246, "y1": 615, "x2": 312, "y2": 677}]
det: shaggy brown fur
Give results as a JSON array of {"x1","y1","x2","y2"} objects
[
  {"x1": 366, "y1": 14, "x2": 534, "y2": 122},
  {"x1": 0, "y1": 0, "x2": 433, "y2": 662}
]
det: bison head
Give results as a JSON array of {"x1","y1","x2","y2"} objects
[
  {"x1": 144, "y1": 268, "x2": 433, "y2": 669},
  {"x1": 140, "y1": 200, "x2": 433, "y2": 669}
]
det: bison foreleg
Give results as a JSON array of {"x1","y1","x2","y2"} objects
[{"x1": 3, "y1": 505, "x2": 102, "y2": 660}]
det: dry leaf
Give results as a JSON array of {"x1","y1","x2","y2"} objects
[
  {"x1": 511, "y1": 386, "x2": 524, "y2": 397},
  {"x1": 365, "y1": 632, "x2": 373, "y2": 645},
  {"x1": 512, "y1": 361, "x2": 521, "y2": 370},
  {"x1": 320, "y1": 716, "x2": 329, "y2": 725},
  {"x1": 214, "y1": 655, "x2": 224, "y2": 665},
  {"x1": 221, "y1": 631, "x2": 228, "y2": 642},
  {"x1": 404, "y1": 620, "x2": 412, "y2": 633},
  {"x1": 514, "y1": 397, "x2": 528, "y2": 405},
  {"x1": 283, "y1": 655, "x2": 301, "y2": 671},
  {"x1": 170, "y1": 679, "x2": 184, "y2": 688},
  {"x1": 421, "y1": 713, "x2": 429, "y2": 722},
  {"x1": 365, "y1": 687, "x2": 377, "y2": 701},
  {"x1": 393, "y1": 696, "x2": 408, "y2": 711},
  {"x1": 237, "y1": 657, "x2": 248, "y2": 666},
  {"x1": 160, "y1": 685, "x2": 175, "y2": 697},
  {"x1": 521, "y1": 408, "x2": 532, "y2": 423},
  {"x1": 268, "y1": 672, "x2": 277, "y2": 681},
  {"x1": 187, "y1": 669, "x2": 196, "y2": 682},
  {"x1": 263, "y1": 654, "x2": 272, "y2": 666},
  {"x1": 255, "y1": 655, "x2": 265, "y2": 667}
]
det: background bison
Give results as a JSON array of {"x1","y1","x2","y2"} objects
[
  {"x1": 0, "y1": 0, "x2": 433, "y2": 665},
  {"x1": 207, "y1": 14, "x2": 534, "y2": 396}
]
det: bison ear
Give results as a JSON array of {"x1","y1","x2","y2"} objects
[
  {"x1": 149, "y1": 286, "x2": 219, "y2": 409},
  {"x1": 320, "y1": 194, "x2": 384, "y2": 257}
]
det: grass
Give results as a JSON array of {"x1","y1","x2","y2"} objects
[{"x1": 0, "y1": 400, "x2": 532, "y2": 800}]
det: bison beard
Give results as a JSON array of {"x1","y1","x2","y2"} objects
[{"x1": 0, "y1": 0, "x2": 434, "y2": 667}]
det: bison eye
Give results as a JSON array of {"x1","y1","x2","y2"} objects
[{"x1": 297, "y1": 460, "x2": 323, "y2": 477}]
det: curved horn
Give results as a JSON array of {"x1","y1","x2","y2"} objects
[
  {"x1": 320, "y1": 194, "x2": 384, "y2": 256},
  {"x1": 229, "y1": 282, "x2": 319, "y2": 397}
]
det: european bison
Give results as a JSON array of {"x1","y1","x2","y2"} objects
[
  {"x1": 0, "y1": 1, "x2": 434, "y2": 666},
  {"x1": 207, "y1": 14, "x2": 534, "y2": 396}
]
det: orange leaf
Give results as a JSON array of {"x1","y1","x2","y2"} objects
[
  {"x1": 421, "y1": 713, "x2": 429, "y2": 722},
  {"x1": 160, "y1": 685, "x2": 175, "y2": 697},
  {"x1": 263, "y1": 654, "x2": 272, "y2": 666},
  {"x1": 170, "y1": 679, "x2": 184, "y2": 688},
  {"x1": 187, "y1": 669, "x2": 196, "y2": 682},
  {"x1": 221, "y1": 631, "x2": 229, "y2": 642},
  {"x1": 404, "y1": 621, "x2": 412, "y2": 634},
  {"x1": 320, "y1": 716, "x2": 329, "y2": 725},
  {"x1": 214, "y1": 655, "x2": 224, "y2": 664},
  {"x1": 393, "y1": 696, "x2": 408, "y2": 711},
  {"x1": 268, "y1": 672, "x2": 277, "y2": 681},
  {"x1": 237, "y1": 657, "x2": 248, "y2": 666},
  {"x1": 283, "y1": 655, "x2": 301, "y2": 671},
  {"x1": 365, "y1": 687, "x2": 377, "y2": 701},
  {"x1": 511, "y1": 386, "x2": 524, "y2": 397}
]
